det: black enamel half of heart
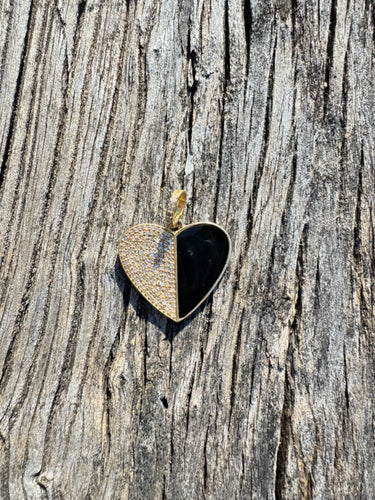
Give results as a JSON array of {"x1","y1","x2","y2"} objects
[{"x1": 176, "y1": 222, "x2": 231, "y2": 320}]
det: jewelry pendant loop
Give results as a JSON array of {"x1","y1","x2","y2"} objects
[{"x1": 166, "y1": 189, "x2": 186, "y2": 230}]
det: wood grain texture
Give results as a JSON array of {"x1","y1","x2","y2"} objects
[{"x1": 0, "y1": 0, "x2": 374, "y2": 498}]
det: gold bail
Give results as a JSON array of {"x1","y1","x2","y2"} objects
[{"x1": 167, "y1": 189, "x2": 186, "y2": 230}]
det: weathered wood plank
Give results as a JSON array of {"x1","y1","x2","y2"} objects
[{"x1": 0, "y1": 0, "x2": 374, "y2": 498}]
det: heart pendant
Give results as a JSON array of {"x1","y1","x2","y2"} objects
[{"x1": 118, "y1": 190, "x2": 231, "y2": 322}]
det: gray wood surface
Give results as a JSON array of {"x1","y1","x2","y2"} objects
[{"x1": 1, "y1": 0, "x2": 374, "y2": 498}]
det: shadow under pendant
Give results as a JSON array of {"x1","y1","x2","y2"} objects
[{"x1": 118, "y1": 190, "x2": 231, "y2": 322}]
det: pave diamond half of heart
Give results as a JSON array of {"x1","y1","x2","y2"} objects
[{"x1": 119, "y1": 224, "x2": 178, "y2": 320}]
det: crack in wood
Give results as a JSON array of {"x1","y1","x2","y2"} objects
[
  {"x1": 187, "y1": 19, "x2": 198, "y2": 149},
  {"x1": 0, "y1": 2, "x2": 34, "y2": 190},
  {"x1": 243, "y1": 0, "x2": 252, "y2": 74},
  {"x1": 323, "y1": 0, "x2": 338, "y2": 117},
  {"x1": 275, "y1": 223, "x2": 307, "y2": 498}
]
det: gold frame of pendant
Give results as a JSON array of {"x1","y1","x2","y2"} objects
[
  {"x1": 119, "y1": 190, "x2": 231, "y2": 322},
  {"x1": 118, "y1": 221, "x2": 231, "y2": 323}
]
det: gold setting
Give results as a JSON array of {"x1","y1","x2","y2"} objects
[
  {"x1": 165, "y1": 189, "x2": 187, "y2": 230},
  {"x1": 118, "y1": 190, "x2": 231, "y2": 322}
]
